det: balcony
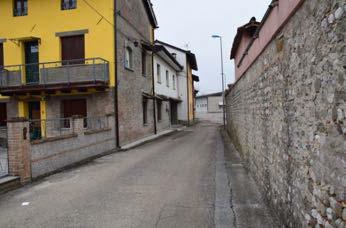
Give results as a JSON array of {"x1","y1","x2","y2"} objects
[{"x1": 0, "y1": 58, "x2": 109, "y2": 95}]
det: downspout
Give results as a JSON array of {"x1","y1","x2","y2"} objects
[
  {"x1": 186, "y1": 57, "x2": 190, "y2": 126},
  {"x1": 152, "y1": 44, "x2": 157, "y2": 135},
  {"x1": 114, "y1": 0, "x2": 120, "y2": 149}
]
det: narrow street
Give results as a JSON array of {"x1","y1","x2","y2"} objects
[{"x1": 0, "y1": 122, "x2": 278, "y2": 228}]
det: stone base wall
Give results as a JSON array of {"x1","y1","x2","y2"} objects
[
  {"x1": 225, "y1": 1, "x2": 345, "y2": 227},
  {"x1": 30, "y1": 116, "x2": 116, "y2": 178}
]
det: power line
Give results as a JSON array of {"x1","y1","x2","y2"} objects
[{"x1": 81, "y1": 0, "x2": 114, "y2": 27}]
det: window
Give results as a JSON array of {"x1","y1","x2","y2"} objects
[
  {"x1": 13, "y1": 0, "x2": 28, "y2": 17},
  {"x1": 166, "y1": 70, "x2": 169, "y2": 87},
  {"x1": 143, "y1": 98, "x2": 148, "y2": 125},
  {"x1": 0, "y1": 43, "x2": 3, "y2": 69},
  {"x1": 62, "y1": 99, "x2": 87, "y2": 128},
  {"x1": 157, "y1": 100, "x2": 162, "y2": 122},
  {"x1": 142, "y1": 50, "x2": 146, "y2": 76},
  {"x1": 125, "y1": 47, "x2": 133, "y2": 69},
  {"x1": 61, "y1": 35, "x2": 85, "y2": 65},
  {"x1": 172, "y1": 75, "x2": 176, "y2": 90},
  {"x1": 157, "y1": 64, "x2": 161, "y2": 83},
  {"x1": 61, "y1": 0, "x2": 77, "y2": 10}
]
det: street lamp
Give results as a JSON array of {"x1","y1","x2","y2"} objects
[{"x1": 212, "y1": 35, "x2": 226, "y2": 128}]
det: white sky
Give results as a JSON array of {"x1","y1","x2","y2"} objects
[{"x1": 151, "y1": 0, "x2": 270, "y2": 94}]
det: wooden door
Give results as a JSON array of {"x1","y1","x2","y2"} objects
[
  {"x1": 0, "y1": 43, "x2": 4, "y2": 68},
  {"x1": 28, "y1": 101, "x2": 41, "y2": 140},
  {"x1": 61, "y1": 35, "x2": 85, "y2": 65}
]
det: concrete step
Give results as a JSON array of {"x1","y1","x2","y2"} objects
[{"x1": 0, "y1": 176, "x2": 21, "y2": 195}]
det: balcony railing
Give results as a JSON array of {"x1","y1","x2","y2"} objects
[{"x1": 0, "y1": 58, "x2": 109, "y2": 91}]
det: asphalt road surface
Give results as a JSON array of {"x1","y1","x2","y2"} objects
[{"x1": 0, "y1": 122, "x2": 279, "y2": 228}]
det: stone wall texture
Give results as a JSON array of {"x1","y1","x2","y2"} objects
[
  {"x1": 225, "y1": 1, "x2": 346, "y2": 227},
  {"x1": 116, "y1": 0, "x2": 156, "y2": 146}
]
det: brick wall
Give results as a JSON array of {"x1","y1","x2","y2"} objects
[
  {"x1": 225, "y1": 1, "x2": 345, "y2": 227},
  {"x1": 30, "y1": 116, "x2": 116, "y2": 178}
]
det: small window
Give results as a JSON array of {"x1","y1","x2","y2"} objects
[
  {"x1": 172, "y1": 75, "x2": 176, "y2": 90},
  {"x1": 13, "y1": 0, "x2": 28, "y2": 17},
  {"x1": 125, "y1": 47, "x2": 133, "y2": 70},
  {"x1": 166, "y1": 70, "x2": 169, "y2": 87},
  {"x1": 142, "y1": 50, "x2": 146, "y2": 76},
  {"x1": 62, "y1": 99, "x2": 87, "y2": 128},
  {"x1": 157, "y1": 100, "x2": 162, "y2": 122},
  {"x1": 62, "y1": 0, "x2": 77, "y2": 10},
  {"x1": 157, "y1": 64, "x2": 161, "y2": 83},
  {"x1": 143, "y1": 98, "x2": 148, "y2": 125}
]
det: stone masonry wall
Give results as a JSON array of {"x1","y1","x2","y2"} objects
[
  {"x1": 116, "y1": 0, "x2": 155, "y2": 146},
  {"x1": 225, "y1": 1, "x2": 345, "y2": 227}
]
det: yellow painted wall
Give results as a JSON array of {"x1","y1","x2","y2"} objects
[
  {"x1": 0, "y1": 0, "x2": 115, "y2": 86},
  {"x1": 187, "y1": 64, "x2": 194, "y2": 122}
]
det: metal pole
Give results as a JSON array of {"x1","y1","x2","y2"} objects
[{"x1": 219, "y1": 37, "x2": 226, "y2": 128}]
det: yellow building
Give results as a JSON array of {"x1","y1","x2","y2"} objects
[{"x1": 0, "y1": 0, "x2": 158, "y2": 143}]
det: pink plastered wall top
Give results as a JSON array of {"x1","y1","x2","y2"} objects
[{"x1": 233, "y1": 0, "x2": 304, "y2": 81}]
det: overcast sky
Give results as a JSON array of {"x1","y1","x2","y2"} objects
[{"x1": 151, "y1": 0, "x2": 270, "y2": 94}]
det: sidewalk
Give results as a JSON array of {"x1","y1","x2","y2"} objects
[
  {"x1": 220, "y1": 129, "x2": 281, "y2": 227},
  {"x1": 121, "y1": 126, "x2": 186, "y2": 151}
]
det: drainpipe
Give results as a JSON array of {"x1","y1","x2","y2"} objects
[
  {"x1": 114, "y1": 0, "x2": 120, "y2": 149},
  {"x1": 186, "y1": 57, "x2": 190, "y2": 126},
  {"x1": 151, "y1": 39, "x2": 157, "y2": 135}
]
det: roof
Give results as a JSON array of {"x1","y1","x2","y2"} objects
[
  {"x1": 153, "y1": 45, "x2": 184, "y2": 71},
  {"x1": 155, "y1": 40, "x2": 198, "y2": 71},
  {"x1": 142, "y1": 0, "x2": 158, "y2": 28},
  {"x1": 230, "y1": 17, "x2": 260, "y2": 59},
  {"x1": 196, "y1": 92, "x2": 223, "y2": 99}
]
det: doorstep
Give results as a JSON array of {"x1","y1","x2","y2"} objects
[{"x1": 0, "y1": 176, "x2": 21, "y2": 195}]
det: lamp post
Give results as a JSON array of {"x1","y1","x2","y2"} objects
[{"x1": 212, "y1": 35, "x2": 226, "y2": 128}]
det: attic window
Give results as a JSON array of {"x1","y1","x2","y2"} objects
[{"x1": 62, "y1": 0, "x2": 77, "y2": 10}]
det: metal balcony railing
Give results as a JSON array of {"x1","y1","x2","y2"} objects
[{"x1": 0, "y1": 58, "x2": 109, "y2": 88}]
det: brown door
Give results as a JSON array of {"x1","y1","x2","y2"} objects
[
  {"x1": 61, "y1": 35, "x2": 85, "y2": 65},
  {"x1": 0, "y1": 43, "x2": 4, "y2": 68},
  {"x1": 0, "y1": 103, "x2": 7, "y2": 126},
  {"x1": 170, "y1": 101, "x2": 178, "y2": 125}
]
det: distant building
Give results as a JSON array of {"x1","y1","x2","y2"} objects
[
  {"x1": 153, "y1": 44, "x2": 183, "y2": 129},
  {"x1": 155, "y1": 40, "x2": 199, "y2": 125},
  {"x1": 195, "y1": 92, "x2": 223, "y2": 123}
]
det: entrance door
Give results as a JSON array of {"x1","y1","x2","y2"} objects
[
  {"x1": 0, "y1": 103, "x2": 6, "y2": 127},
  {"x1": 24, "y1": 41, "x2": 39, "y2": 84},
  {"x1": 0, "y1": 43, "x2": 4, "y2": 69},
  {"x1": 61, "y1": 35, "x2": 85, "y2": 65},
  {"x1": 28, "y1": 101, "x2": 41, "y2": 140},
  {"x1": 170, "y1": 101, "x2": 178, "y2": 125}
]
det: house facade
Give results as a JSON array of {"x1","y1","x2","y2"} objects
[
  {"x1": 154, "y1": 40, "x2": 199, "y2": 125},
  {"x1": 0, "y1": 0, "x2": 159, "y2": 181},
  {"x1": 116, "y1": 0, "x2": 158, "y2": 146},
  {"x1": 0, "y1": 0, "x2": 116, "y2": 141},
  {"x1": 153, "y1": 44, "x2": 183, "y2": 130}
]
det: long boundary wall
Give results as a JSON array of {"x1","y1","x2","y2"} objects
[{"x1": 225, "y1": 1, "x2": 345, "y2": 227}]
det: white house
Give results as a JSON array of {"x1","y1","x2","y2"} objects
[
  {"x1": 153, "y1": 45, "x2": 183, "y2": 130},
  {"x1": 155, "y1": 40, "x2": 199, "y2": 125}
]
